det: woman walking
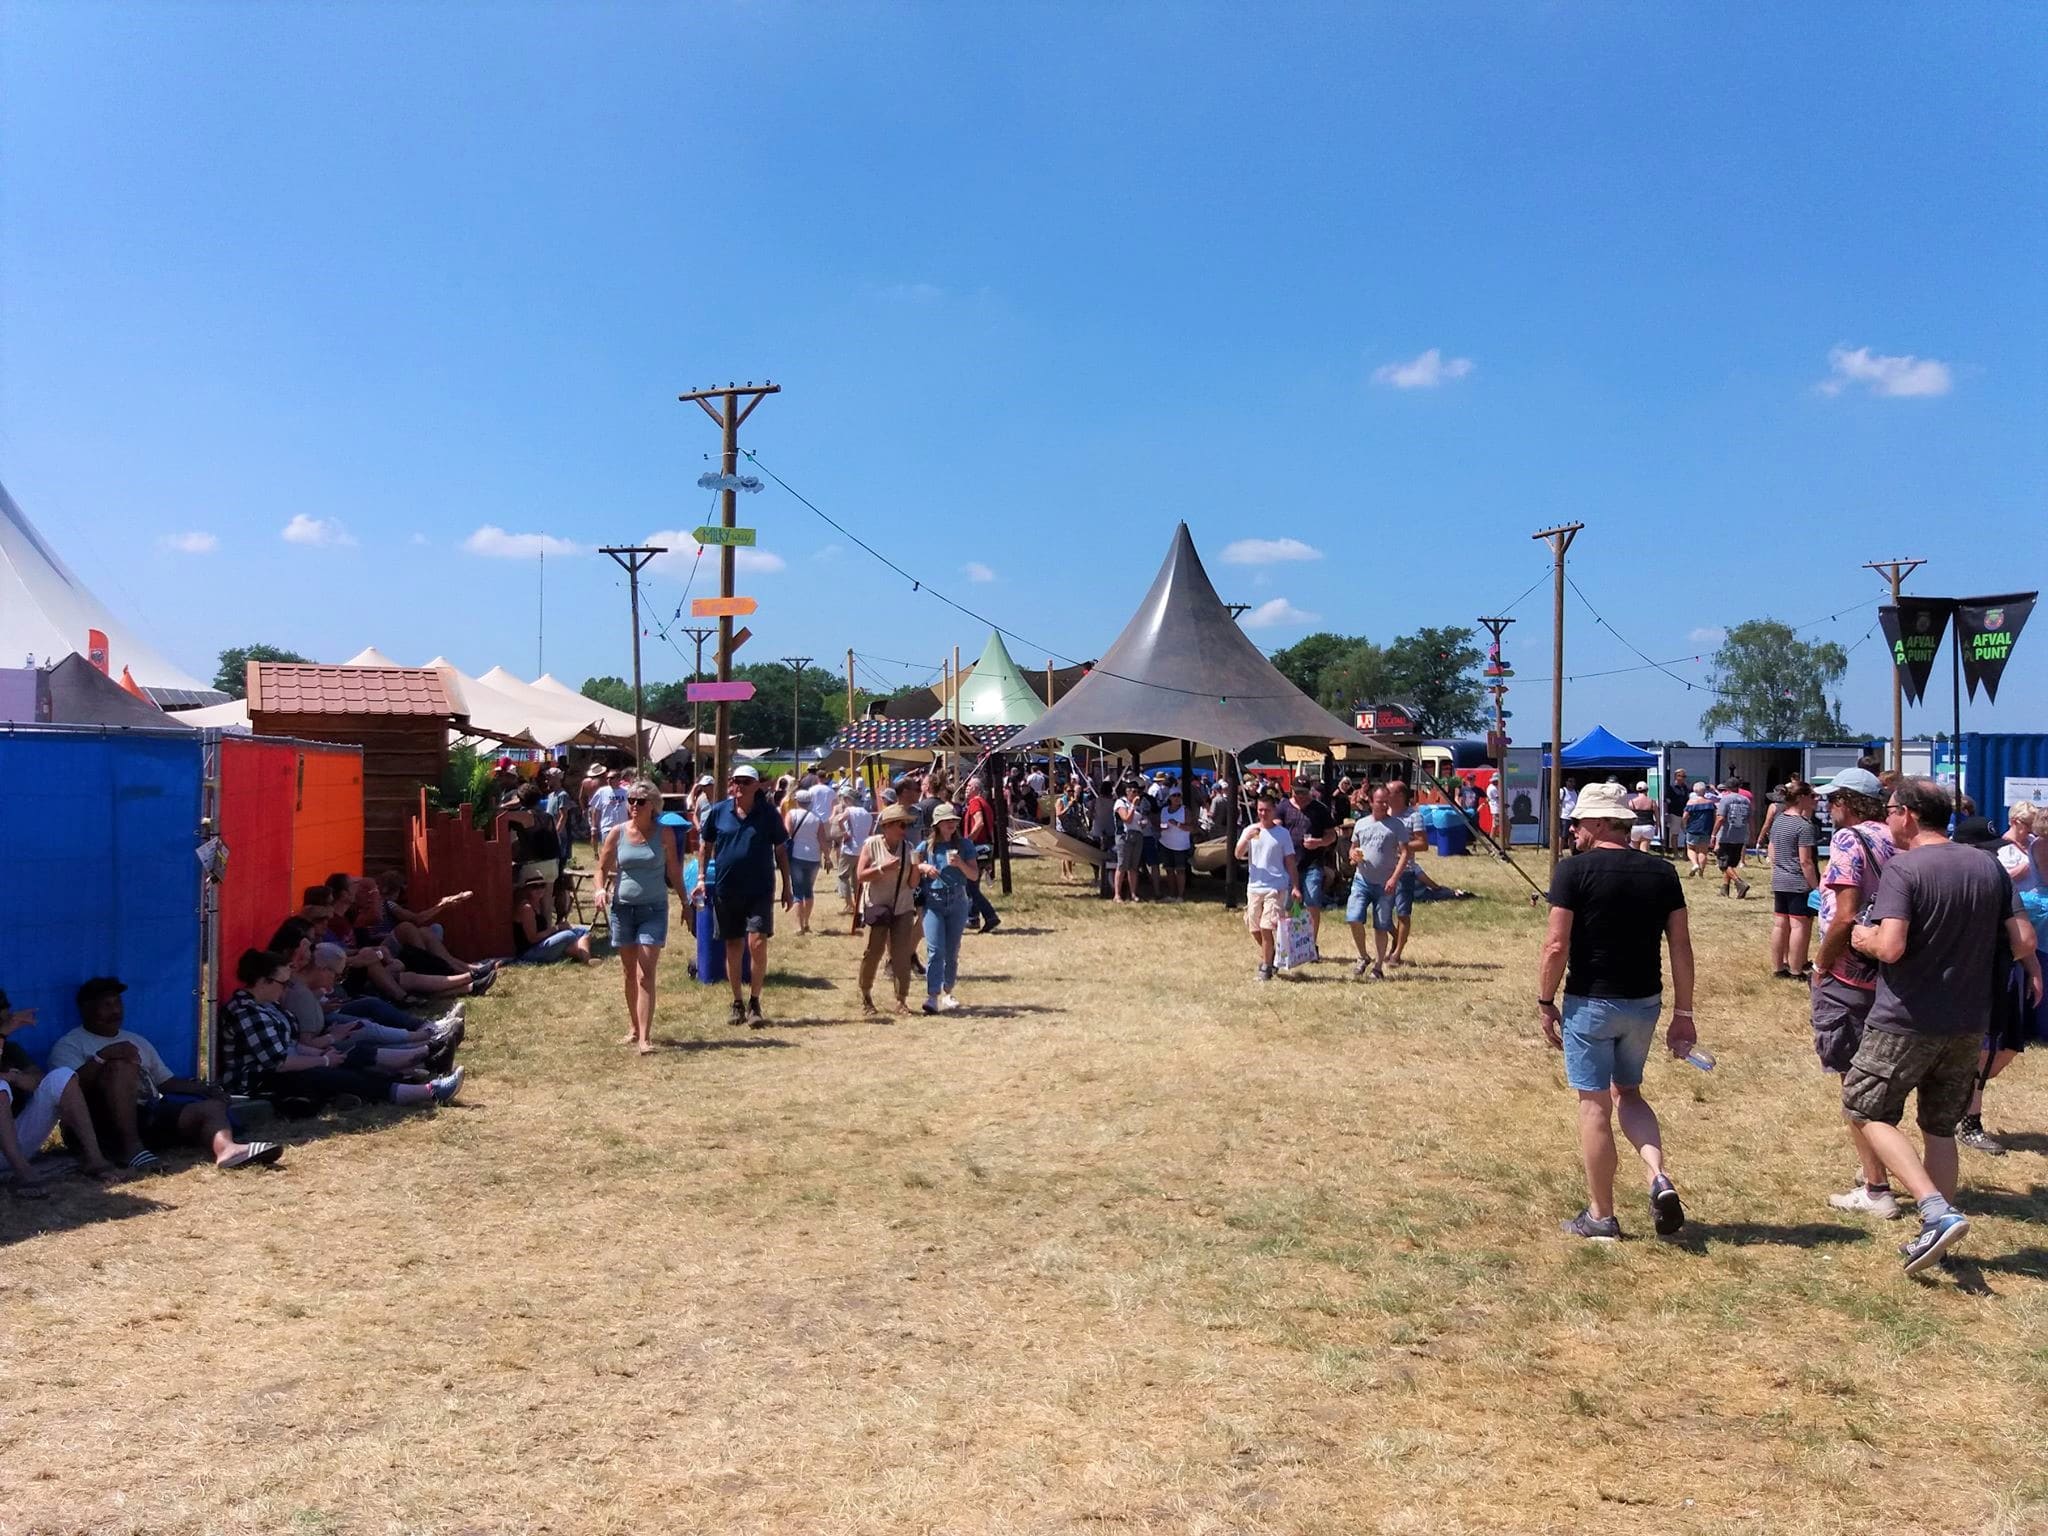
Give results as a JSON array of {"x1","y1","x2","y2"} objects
[
  {"x1": 784, "y1": 783, "x2": 824, "y2": 936},
  {"x1": 855, "y1": 804, "x2": 921, "y2": 1016},
  {"x1": 597, "y1": 776, "x2": 684, "y2": 1054},
  {"x1": 915, "y1": 803, "x2": 980, "y2": 1014}
]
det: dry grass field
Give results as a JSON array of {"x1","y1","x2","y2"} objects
[{"x1": 5, "y1": 842, "x2": 2048, "y2": 1535}]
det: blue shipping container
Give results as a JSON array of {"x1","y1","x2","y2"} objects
[{"x1": 1962, "y1": 733, "x2": 2048, "y2": 832}]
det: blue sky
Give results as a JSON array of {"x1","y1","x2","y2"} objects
[{"x1": 3, "y1": 3, "x2": 2042, "y2": 741}]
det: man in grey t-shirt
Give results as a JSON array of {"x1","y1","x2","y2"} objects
[
  {"x1": 1766, "y1": 785, "x2": 1819, "y2": 978},
  {"x1": 1711, "y1": 784, "x2": 1753, "y2": 899},
  {"x1": 1343, "y1": 785, "x2": 1411, "y2": 979},
  {"x1": 1845, "y1": 778, "x2": 2041, "y2": 1275}
]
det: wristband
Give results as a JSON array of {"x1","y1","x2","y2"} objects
[
  {"x1": 1672, "y1": 1009, "x2": 1694, "y2": 1017},
  {"x1": 1537, "y1": 997, "x2": 1556, "y2": 1008}
]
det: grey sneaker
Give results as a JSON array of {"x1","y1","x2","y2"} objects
[
  {"x1": 1734, "y1": 878, "x2": 1751, "y2": 900},
  {"x1": 1829, "y1": 1183, "x2": 1903, "y2": 1220},
  {"x1": 1955, "y1": 1116, "x2": 2006, "y2": 1156},
  {"x1": 1560, "y1": 1208, "x2": 1622, "y2": 1241}
]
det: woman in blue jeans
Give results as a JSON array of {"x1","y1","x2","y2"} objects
[{"x1": 915, "y1": 803, "x2": 979, "y2": 1014}]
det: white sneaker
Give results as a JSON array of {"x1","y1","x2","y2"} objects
[
  {"x1": 936, "y1": 993, "x2": 962, "y2": 1013},
  {"x1": 1828, "y1": 1183, "x2": 1902, "y2": 1220}
]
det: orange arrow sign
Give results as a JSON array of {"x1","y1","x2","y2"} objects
[{"x1": 691, "y1": 596, "x2": 757, "y2": 618}]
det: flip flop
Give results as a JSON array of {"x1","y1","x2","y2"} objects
[
  {"x1": 127, "y1": 1150, "x2": 168, "y2": 1177},
  {"x1": 220, "y1": 1141, "x2": 284, "y2": 1170}
]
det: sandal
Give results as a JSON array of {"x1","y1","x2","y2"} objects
[{"x1": 127, "y1": 1150, "x2": 168, "y2": 1177}]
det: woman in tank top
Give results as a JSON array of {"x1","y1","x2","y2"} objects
[
  {"x1": 784, "y1": 789, "x2": 824, "y2": 936},
  {"x1": 597, "y1": 777, "x2": 684, "y2": 1054}
]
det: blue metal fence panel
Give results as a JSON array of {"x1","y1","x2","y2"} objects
[
  {"x1": 1963, "y1": 733, "x2": 2048, "y2": 832},
  {"x1": 0, "y1": 731, "x2": 204, "y2": 1076}
]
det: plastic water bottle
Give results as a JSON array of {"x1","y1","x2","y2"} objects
[{"x1": 1684, "y1": 1047, "x2": 1717, "y2": 1072}]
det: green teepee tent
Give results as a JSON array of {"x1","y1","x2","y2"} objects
[{"x1": 934, "y1": 630, "x2": 1046, "y2": 728}]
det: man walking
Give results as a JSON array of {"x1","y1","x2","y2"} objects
[
  {"x1": 1289, "y1": 778, "x2": 1338, "y2": 958},
  {"x1": 1537, "y1": 782, "x2": 1696, "y2": 1240},
  {"x1": 700, "y1": 764, "x2": 794, "y2": 1027},
  {"x1": 1767, "y1": 782, "x2": 1820, "y2": 978},
  {"x1": 1711, "y1": 781, "x2": 1752, "y2": 898},
  {"x1": 1664, "y1": 767, "x2": 1691, "y2": 852},
  {"x1": 1234, "y1": 790, "x2": 1300, "y2": 982},
  {"x1": 1808, "y1": 767, "x2": 1902, "y2": 1217},
  {"x1": 1845, "y1": 778, "x2": 2040, "y2": 1274},
  {"x1": 1344, "y1": 784, "x2": 1408, "y2": 980},
  {"x1": 1384, "y1": 780, "x2": 1429, "y2": 966}
]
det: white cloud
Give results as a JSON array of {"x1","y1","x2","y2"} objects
[
  {"x1": 463, "y1": 525, "x2": 584, "y2": 560},
  {"x1": 1689, "y1": 626, "x2": 1727, "y2": 645},
  {"x1": 1241, "y1": 597, "x2": 1319, "y2": 630},
  {"x1": 1819, "y1": 345, "x2": 1953, "y2": 398},
  {"x1": 1372, "y1": 347, "x2": 1475, "y2": 390},
  {"x1": 813, "y1": 543, "x2": 844, "y2": 560},
  {"x1": 734, "y1": 548, "x2": 785, "y2": 574},
  {"x1": 281, "y1": 514, "x2": 356, "y2": 548},
  {"x1": 639, "y1": 531, "x2": 783, "y2": 581},
  {"x1": 1222, "y1": 536, "x2": 1322, "y2": 566},
  {"x1": 158, "y1": 531, "x2": 217, "y2": 555},
  {"x1": 963, "y1": 561, "x2": 996, "y2": 583}
]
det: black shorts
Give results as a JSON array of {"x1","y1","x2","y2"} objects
[
  {"x1": 1716, "y1": 843, "x2": 1745, "y2": 871},
  {"x1": 1772, "y1": 891, "x2": 1812, "y2": 916},
  {"x1": 712, "y1": 887, "x2": 776, "y2": 941}
]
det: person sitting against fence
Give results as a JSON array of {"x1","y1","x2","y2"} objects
[
  {"x1": 513, "y1": 873, "x2": 594, "y2": 963},
  {"x1": 3, "y1": 988, "x2": 119, "y2": 1194},
  {"x1": 508, "y1": 783, "x2": 565, "y2": 926},
  {"x1": 284, "y1": 942, "x2": 464, "y2": 1075},
  {"x1": 361, "y1": 872, "x2": 485, "y2": 975},
  {"x1": 221, "y1": 949, "x2": 462, "y2": 1113},
  {"x1": 273, "y1": 911, "x2": 489, "y2": 1009},
  {"x1": 47, "y1": 976, "x2": 283, "y2": 1173}
]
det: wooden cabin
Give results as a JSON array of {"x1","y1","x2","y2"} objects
[{"x1": 245, "y1": 662, "x2": 464, "y2": 876}]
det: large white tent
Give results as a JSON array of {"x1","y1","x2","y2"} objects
[
  {"x1": 1, "y1": 478, "x2": 208, "y2": 690},
  {"x1": 526, "y1": 670, "x2": 704, "y2": 761}
]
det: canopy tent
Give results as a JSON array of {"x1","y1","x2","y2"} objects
[
  {"x1": 486, "y1": 667, "x2": 702, "y2": 761},
  {"x1": 0, "y1": 479, "x2": 208, "y2": 690},
  {"x1": 343, "y1": 646, "x2": 402, "y2": 668},
  {"x1": 423, "y1": 659, "x2": 621, "y2": 750},
  {"x1": 932, "y1": 631, "x2": 1045, "y2": 729},
  {"x1": 1000, "y1": 524, "x2": 1392, "y2": 757},
  {"x1": 0, "y1": 654, "x2": 194, "y2": 730},
  {"x1": 169, "y1": 697, "x2": 252, "y2": 731},
  {"x1": 1544, "y1": 725, "x2": 1658, "y2": 770}
]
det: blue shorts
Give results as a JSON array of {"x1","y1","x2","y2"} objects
[
  {"x1": 1562, "y1": 994, "x2": 1662, "y2": 1092},
  {"x1": 1394, "y1": 866, "x2": 1419, "y2": 918},
  {"x1": 609, "y1": 900, "x2": 669, "y2": 949},
  {"x1": 789, "y1": 857, "x2": 820, "y2": 902},
  {"x1": 1301, "y1": 864, "x2": 1331, "y2": 910},
  {"x1": 518, "y1": 925, "x2": 590, "y2": 963},
  {"x1": 1346, "y1": 875, "x2": 1395, "y2": 931}
]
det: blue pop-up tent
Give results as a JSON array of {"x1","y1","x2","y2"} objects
[{"x1": 1544, "y1": 725, "x2": 1657, "y2": 770}]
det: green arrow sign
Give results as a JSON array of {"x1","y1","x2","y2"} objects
[{"x1": 692, "y1": 526, "x2": 757, "y2": 547}]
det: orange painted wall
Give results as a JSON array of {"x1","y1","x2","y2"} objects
[{"x1": 290, "y1": 745, "x2": 366, "y2": 896}]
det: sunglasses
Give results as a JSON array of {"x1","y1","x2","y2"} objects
[{"x1": 627, "y1": 796, "x2": 653, "y2": 807}]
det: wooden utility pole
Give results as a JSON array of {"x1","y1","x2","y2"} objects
[
  {"x1": 680, "y1": 625, "x2": 715, "y2": 777},
  {"x1": 782, "y1": 656, "x2": 812, "y2": 775},
  {"x1": 679, "y1": 380, "x2": 779, "y2": 788},
  {"x1": 599, "y1": 545, "x2": 666, "y2": 769},
  {"x1": 1863, "y1": 557, "x2": 1927, "y2": 775},
  {"x1": 1477, "y1": 615, "x2": 1516, "y2": 843},
  {"x1": 1533, "y1": 523, "x2": 1584, "y2": 873},
  {"x1": 844, "y1": 648, "x2": 856, "y2": 724}
]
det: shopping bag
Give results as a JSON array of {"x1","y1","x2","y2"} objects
[{"x1": 1276, "y1": 902, "x2": 1317, "y2": 971}]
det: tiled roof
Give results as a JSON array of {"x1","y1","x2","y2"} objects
[{"x1": 246, "y1": 662, "x2": 461, "y2": 718}]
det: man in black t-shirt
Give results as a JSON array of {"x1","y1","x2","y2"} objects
[
  {"x1": 1289, "y1": 779, "x2": 1339, "y2": 955},
  {"x1": 1537, "y1": 782, "x2": 1698, "y2": 1241}
]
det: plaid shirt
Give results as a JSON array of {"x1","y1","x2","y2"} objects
[{"x1": 219, "y1": 989, "x2": 297, "y2": 1096}]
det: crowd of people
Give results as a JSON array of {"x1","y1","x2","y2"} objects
[{"x1": 1537, "y1": 767, "x2": 2046, "y2": 1277}]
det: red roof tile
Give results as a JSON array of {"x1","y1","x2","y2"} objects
[{"x1": 247, "y1": 663, "x2": 461, "y2": 718}]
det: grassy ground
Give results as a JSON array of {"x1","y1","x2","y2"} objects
[{"x1": 4, "y1": 844, "x2": 2047, "y2": 1535}]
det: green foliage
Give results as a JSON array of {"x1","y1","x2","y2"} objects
[
  {"x1": 579, "y1": 676, "x2": 633, "y2": 713},
  {"x1": 1699, "y1": 620, "x2": 1853, "y2": 740},
  {"x1": 1269, "y1": 626, "x2": 1485, "y2": 737},
  {"x1": 428, "y1": 742, "x2": 500, "y2": 827},
  {"x1": 213, "y1": 643, "x2": 310, "y2": 699}
]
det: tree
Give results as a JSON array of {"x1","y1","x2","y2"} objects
[
  {"x1": 214, "y1": 643, "x2": 310, "y2": 699},
  {"x1": 1269, "y1": 632, "x2": 1365, "y2": 708},
  {"x1": 1698, "y1": 620, "x2": 1852, "y2": 741},
  {"x1": 579, "y1": 676, "x2": 633, "y2": 713},
  {"x1": 1384, "y1": 626, "x2": 1486, "y2": 737}
]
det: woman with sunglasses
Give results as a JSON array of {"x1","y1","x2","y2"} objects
[
  {"x1": 914, "y1": 803, "x2": 980, "y2": 1014},
  {"x1": 597, "y1": 776, "x2": 685, "y2": 1055}
]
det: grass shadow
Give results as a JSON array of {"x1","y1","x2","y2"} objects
[
  {"x1": 956, "y1": 1002, "x2": 1068, "y2": 1019},
  {"x1": 1954, "y1": 1185, "x2": 2048, "y2": 1222},
  {"x1": 1664, "y1": 1221, "x2": 1866, "y2": 1253},
  {"x1": 1989, "y1": 1131, "x2": 2048, "y2": 1156},
  {"x1": 1964, "y1": 1246, "x2": 2048, "y2": 1281},
  {"x1": 0, "y1": 1182, "x2": 175, "y2": 1246},
  {"x1": 655, "y1": 1036, "x2": 798, "y2": 1053}
]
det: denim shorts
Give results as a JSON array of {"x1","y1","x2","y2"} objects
[
  {"x1": 1346, "y1": 875, "x2": 1395, "y2": 931},
  {"x1": 789, "y1": 857, "x2": 820, "y2": 902},
  {"x1": 1301, "y1": 863, "x2": 1331, "y2": 910},
  {"x1": 1562, "y1": 993, "x2": 1662, "y2": 1092},
  {"x1": 609, "y1": 899, "x2": 669, "y2": 949},
  {"x1": 1393, "y1": 866, "x2": 1419, "y2": 918}
]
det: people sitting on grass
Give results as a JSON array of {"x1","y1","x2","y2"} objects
[
  {"x1": 47, "y1": 977, "x2": 283, "y2": 1174},
  {"x1": 2, "y1": 988, "x2": 118, "y2": 1194},
  {"x1": 220, "y1": 949, "x2": 462, "y2": 1113},
  {"x1": 509, "y1": 782, "x2": 565, "y2": 924},
  {"x1": 271, "y1": 911, "x2": 490, "y2": 1009},
  {"x1": 364, "y1": 872, "x2": 484, "y2": 975},
  {"x1": 513, "y1": 873, "x2": 594, "y2": 963},
  {"x1": 285, "y1": 943, "x2": 465, "y2": 1076}
]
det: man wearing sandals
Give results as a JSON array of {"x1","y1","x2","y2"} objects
[{"x1": 45, "y1": 977, "x2": 283, "y2": 1175}]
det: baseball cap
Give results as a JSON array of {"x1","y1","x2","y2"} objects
[
  {"x1": 1953, "y1": 815, "x2": 2002, "y2": 848},
  {"x1": 75, "y1": 976, "x2": 128, "y2": 1012},
  {"x1": 731, "y1": 764, "x2": 761, "y2": 782},
  {"x1": 1817, "y1": 766, "x2": 1884, "y2": 801}
]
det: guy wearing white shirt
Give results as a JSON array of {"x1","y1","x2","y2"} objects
[{"x1": 1233, "y1": 790, "x2": 1301, "y2": 982}]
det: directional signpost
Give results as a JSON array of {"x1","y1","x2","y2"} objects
[
  {"x1": 729, "y1": 626, "x2": 752, "y2": 654},
  {"x1": 692, "y1": 525, "x2": 757, "y2": 547},
  {"x1": 691, "y1": 596, "x2": 757, "y2": 618},
  {"x1": 696, "y1": 471, "x2": 764, "y2": 494},
  {"x1": 686, "y1": 681, "x2": 756, "y2": 704}
]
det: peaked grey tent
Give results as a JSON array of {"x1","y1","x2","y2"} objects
[
  {"x1": 0, "y1": 654, "x2": 192, "y2": 730},
  {"x1": 1001, "y1": 524, "x2": 1391, "y2": 756}
]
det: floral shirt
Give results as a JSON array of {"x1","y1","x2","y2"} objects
[{"x1": 1819, "y1": 820, "x2": 1897, "y2": 990}]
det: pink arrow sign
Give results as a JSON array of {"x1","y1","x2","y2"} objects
[{"x1": 686, "y1": 681, "x2": 756, "y2": 704}]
